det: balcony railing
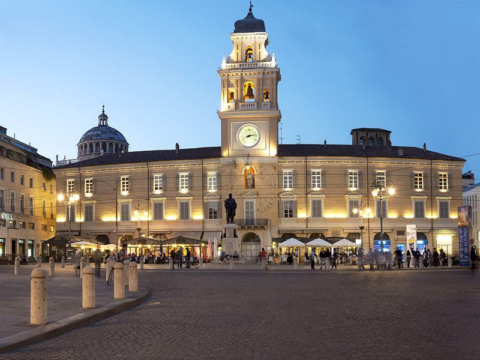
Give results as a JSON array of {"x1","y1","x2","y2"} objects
[
  {"x1": 234, "y1": 219, "x2": 268, "y2": 228},
  {"x1": 224, "y1": 61, "x2": 276, "y2": 69},
  {"x1": 240, "y1": 102, "x2": 257, "y2": 110}
]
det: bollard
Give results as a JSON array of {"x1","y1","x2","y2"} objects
[
  {"x1": 325, "y1": 258, "x2": 331, "y2": 270},
  {"x1": 37, "y1": 257, "x2": 42, "y2": 268},
  {"x1": 261, "y1": 258, "x2": 266, "y2": 270},
  {"x1": 230, "y1": 258, "x2": 234, "y2": 270},
  {"x1": 169, "y1": 258, "x2": 173, "y2": 270},
  {"x1": 293, "y1": 257, "x2": 298, "y2": 270},
  {"x1": 124, "y1": 260, "x2": 130, "y2": 286},
  {"x1": 448, "y1": 256, "x2": 453, "y2": 268},
  {"x1": 419, "y1": 258, "x2": 424, "y2": 268},
  {"x1": 30, "y1": 268, "x2": 47, "y2": 325},
  {"x1": 140, "y1": 256, "x2": 144, "y2": 270},
  {"x1": 106, "y1": 258, "x2": 114, "y2": 281},
  {"x1": 199, "y1": 258, "x2": 203, "y2": 269},
  {"x1": 113, "y1": 262, "x2": 125, "y2": 299},
  {"x1": 80, "y1": 257, "x2": 86, "y2": 278},
  {"x1": 49, "y1": 257, "x2": 55, "y2": 277},
  {"x1": 61, "y1": 256, "x2": 65, "y2": 268},
  {"x1": 14, "y1": 256, "x2": 20, "y2": 275},
  {"x1": 82, "y1": 266, "x2": 95, "y2": 309},
  {"x1": 129, "y1": 261, "x2": 138, "y2": 292}
]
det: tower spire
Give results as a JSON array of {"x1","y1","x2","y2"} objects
[{"x1": 102, "y1": 104, "x2": 105, "y2": 114}]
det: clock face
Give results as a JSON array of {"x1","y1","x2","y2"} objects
[{"x1": 238, "y1": 125, "x2": 261, "y2": 148}]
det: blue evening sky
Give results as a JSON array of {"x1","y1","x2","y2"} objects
[{"x1": 1, "y1": 0, "x2": 479, "y2": 174}]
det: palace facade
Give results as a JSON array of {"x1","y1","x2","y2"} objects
[{"x1": 54, "y1": 7, "x2": 464, "y2": 257}]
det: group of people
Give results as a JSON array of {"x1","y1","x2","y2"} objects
[
  {"x1": 169, "y1": 247, "x2": 197, "y2": 269},
  {"x1": 307, "y1": 248, "x2": 339, "y2": 269}
]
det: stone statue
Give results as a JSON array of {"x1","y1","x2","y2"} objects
[{"x1": 224, "y1": 193, "x2": 237, "y2": 224}]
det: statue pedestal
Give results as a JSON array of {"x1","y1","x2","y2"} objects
[{"x1": 223, "y1": 224, "x2": 239, "y2": 256}]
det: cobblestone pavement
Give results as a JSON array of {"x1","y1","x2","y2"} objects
[{"x1": 2, "y1": 269, "x2": 480, "y2": 360}]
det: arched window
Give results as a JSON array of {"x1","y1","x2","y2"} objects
[
  {"x1": 368, "y1": 137, "x2": 375, "y2": 146},
  {"x1": 228, "y1": 91, "x2": 235, "y2": 103},
  {"x1": 263, "y1": 90, "x2": 270, "y2": 102},
  {"x1": 245, "y1": 46, "x2": 253, "y2": 63},
  {"x1": 243, "y1": 82, "x2": 255, "y2": 102},
  {"x1": 89, "y1": 143, "x2": 93, "y2": 153},
  {"x1": 359, "y1": 136, "x2": 365, "y2": 145},
  {"x1": 377, "y1": 137, "x2": 384, "y2": 146},
  {"x1": 102, "y1": 142, "x2": 107, "y2": 152}
]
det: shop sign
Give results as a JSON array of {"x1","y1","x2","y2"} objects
[
  {"x1": 458, "y1": 206, "x2": 470, "y2": 267},
  {"x1": 1, "y1": 213, "x2": 13, "y2": 221},
  {"x1": 406, "y1": 224, "x2": 417, "y2": 251}
]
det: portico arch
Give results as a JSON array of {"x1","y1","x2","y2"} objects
[{"x1": 241, "y1": 232, "x2": 261, "y2": 259}]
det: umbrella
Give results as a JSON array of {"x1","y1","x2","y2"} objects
[
  {"x1": 306, "y1": 239, "x2": 332, "y2": 247},
  {"x1": 279, "y1": 238, "x2": 305, "y2": 247},
  {"x1": 333, "y1": 239, "x2": 358, "y2": 247},
  {"x1": 100, "y1": 244, "x2": 117, "y2": 250}
]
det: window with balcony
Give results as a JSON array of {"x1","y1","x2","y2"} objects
[
  {"x1": 20, "y1": 195, "x2": 25, "y2": 214},
  {"x1": 153, "y1": 174, "x2": 163, "y2": 193},
  {"x1": 10, "y1": 193, "x2": 15, "y2": 213},
  {"x1": 29, "y1": 197, "x2": 34, "y2": 216},
  {"x1": 153, "y1": 202, "x2": 164, "y2": 220},
  {"x1": 282, "y1": 200, "x2": 294, "y2": 218},
  {"x1": 85, "y1": 179, "x2": 93, "y2": 196},
  {"x1": 311, "y1": 170, "x2": 322, "y2": 190},
  {"x1": 179, "y1": 201, "x2": 190, "y2": 220},
  {"x1": 348, "y1": 170, "x2": 359, "y2": 190},
  {"x1": 439, "y1": 172, "x2": 448, "y2": 191},
  {"x1": 414, "y1": 172, "x2": 424, "y2": 191},
  {"x1": 283, "y1": 170, "x2": 293, "y2": 190}
]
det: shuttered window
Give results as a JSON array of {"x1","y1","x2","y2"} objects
[
  {"x1": 179, "y1": 201, "x2": 190, "y2": 220},
  {"x1": 208, "y1": 202, "x2": 218, "y2": 219},
  {"x1": 311, "y1": 199, "x2": 323, "y2": 218},
  {"x1": 439, "y1": 201, "x2": 449, "y2": 219},
  {"x1": 153, "y1": 202, "x2": 164, "y2": 220},
  {"x1": 84, "y1": 204, "x2": 94, "y2": 222},
  {"x1": 375, "y1": 199, "x2": 387, "y2": 218},
  {"x1": 120, "y1": 203, "x2": 130, "y2": 221},
  {"x1": 414, "y1": 201, "x2": 425, "y2": 218}
]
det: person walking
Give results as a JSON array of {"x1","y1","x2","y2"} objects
[
  {"x1": 259, "y1": 247, "x2": 268, "y2": 270},
  {"x1": 176, "y1": 247, "x2": 183, "y2": 269},
  {"x1": 406, "y1": 250, "x2": 411, "y2": 268},
  {"x1": 423, "y1": 249, "x2": 429, "y2": 268},
  {"x1": 358, "y1": 247, "x2": 365, "y2": 270},
  {"x1": 368, "y1": 248, "x2": 374, "y2": 270},
  {"x1": 439, "y1": 249, "x2": 446, "y2": 267},
  {"x1": 394, "y1": 247, "x2": 402, "y2": 269},
  {"x1": 310, "y1": 248, "x2": 316, "y2": 269},
  {"x1": 186, "y1": 247, "x2": 191, "y2": 269},
  {"x1": 331, "y1": 250, "x2": 338, "y2": 269},
  {"x1": 413, "y1": 250, "x2": 420, "y2": 268},
  {"x1": 433, "y1": 248, "x2": 439, "y2": 267},
  {"x1": 170, "y1": 249, "x2": 176, "y2": 269},
  {"x1": 319, "y1": 249, "x2": 326, "y2": 269}
]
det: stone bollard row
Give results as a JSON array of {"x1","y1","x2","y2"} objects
[
  {"x1": 124, "y1": 260, "x2": 130, "y2": 286},
  {"x1": 199, "y1": 258, "x2": 203, "y2": 269},
  {"x1": 80, "y1": 257, "x2": 86, "y2": 278},
  {"x1": 129, "y1": 261, "x2": 138, "y2": 292},
  {"x1": 139, "y1": 256, "x2": 144, "y2": 270},
  {"x1": 14, "y1": 256, "x2": 20, "y2": 275},
  {"x1": 230, "y1": 258, "x2": 234, "y2": 270},
  {"x1": 31, "y1": 268, "x2": 47, "y2": 325},
  {"x1": 61, "y1": 256, "x2": 65, "y2": 268},
  {"x1": 114, "y1": 262, "x2": 125, "y2": 299},
  {"x1": 49, "y1": 257, "x2": 55, "y2": 277},
  {"x1": 293, "y1": 257, "x2": 298, "y2": 270},
  {"x1": 82, "y1": 266, "x2": 95, "y2": 309}
]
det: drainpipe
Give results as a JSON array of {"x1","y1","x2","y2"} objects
[
  {"x1": 147, "y1": 162, "x2": 150, "y2": 238},
  {"x1": 305, "y1": 156, "x2": 308, "y2": 230},
  {"x1": 430, "y1": 159, "x2": 434, "y2": 249},
  {"x1": 366, "y1": 156, "x2": 370, "y2": 249}
]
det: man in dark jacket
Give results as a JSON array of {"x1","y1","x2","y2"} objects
[
  {"x1": 186, "y1": 248, "x2": 191, "y2": 268},
  {"x1": 177, "y1": 247, "x2": 183, "y2": 269}
]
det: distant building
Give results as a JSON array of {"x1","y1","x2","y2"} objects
[
  {"x1": 463, "y1": 182, "x2": 479, "y2": 242},
  {"x1": 463, "y1": 170, "x2": 475, "y2": 189},
  {"x1": 0, "y1": 126, "x2": 56, "y2": 258},
  {"x1": 53, "y1": 6, "x2": 465, "y2": 257}
]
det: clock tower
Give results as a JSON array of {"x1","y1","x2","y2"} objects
[{"x1": 218, "y1": 4, "x2": 281, "y2": 158}]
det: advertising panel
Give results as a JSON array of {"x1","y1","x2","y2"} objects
[
  {"x1": 406, "y1": 224, "x2": 417, "y2": 251},
  {"x1": 458, "y1": 206, "x2": 470, "y2": 267}
]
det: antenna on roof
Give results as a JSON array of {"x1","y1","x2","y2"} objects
[
  {"x1": 296, "y1": 135, "x2": 301, "y2": 144},
  {"x1": 279, "y1": 122, "x2": 284, "y2": 144}
]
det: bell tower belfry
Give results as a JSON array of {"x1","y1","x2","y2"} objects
[{"x1": 218, "y1": 3, "x2": 281, "y2": 158}]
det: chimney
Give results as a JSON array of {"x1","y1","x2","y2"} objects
[
  {"x1": 324, "y1": 140, "x2": 327, "y2": 146},
  {"x1": 423, "y1": 143, "x2": 427, "y2": 151},
  {"x1": 175, "y1": 143, "x2": 180, "y2": 154}
]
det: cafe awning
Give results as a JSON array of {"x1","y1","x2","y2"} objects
[
  {"x1": 171, "y1": 231, "x2": 203, "y2": 240},
  {"x1": 122, "y1": 237, "x2": 163, "y2": 246},
  {"x1": 161, "y1": 236, "x2": 207, "y2": 246}
]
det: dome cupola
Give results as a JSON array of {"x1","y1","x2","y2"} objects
[
  {"x1": 77, "y1": 106, "x2": 129, "y2": 161},
  {"x1": 234, "y1": 2, "x2": 266, "y2": 33}
]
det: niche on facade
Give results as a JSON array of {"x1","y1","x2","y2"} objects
[
  {"x1": 244, "y1": 167, "x2": 255, "y2": 189},
  {"x1": 263, "y1": 90, "x2": 270, "y2": 102},
  {"x1": 228, "y1": 91, "x2": 235, "y2": 103},
  {"x1": 245, "y1": 46, "x2": 253, "y2": 62}
]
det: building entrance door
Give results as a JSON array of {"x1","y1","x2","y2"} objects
[
  {"x1": 241, "y1": 232, "x2": 261, "y2": 261},
  {"x1": 11, "y1": 239, "x2": 17, "y2": 255},
  {"x1": 0, "y1": 239, "x2": 5, "y2": 256},
  {"x1": 19, "y1": 240, "x2": 26, "y2": 255}
]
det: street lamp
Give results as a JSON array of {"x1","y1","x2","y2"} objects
[
  {"x1": 371, "y1": 179, "x2": 395, "y2": 251},
  {"x1": 57, "y1": 191, "x2": 79, "y2": 241},
  {"x1": 353, "y1": 205, "x2": 371, "y2": 248},
  {"x1": 133, "y1": 202, "x2": 148, "y2": 238}
]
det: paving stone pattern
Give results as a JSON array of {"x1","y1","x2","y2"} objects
[{"x1": 3, "y1": 269, "x2": 480, "y2": 360}]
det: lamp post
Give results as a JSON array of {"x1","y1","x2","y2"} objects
[
  {"x1": 57, "y1": 192, "x2": 79, "y2": 241},
  {"x1": 371, "y1": 179, "x2": 395, "y2": 252},
  {"x1": 353, "y1": 205, "x2": 371, "y2": 248},
  {"x1": 133, "y1": 202, "x2": 148, "y2": 238}
]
